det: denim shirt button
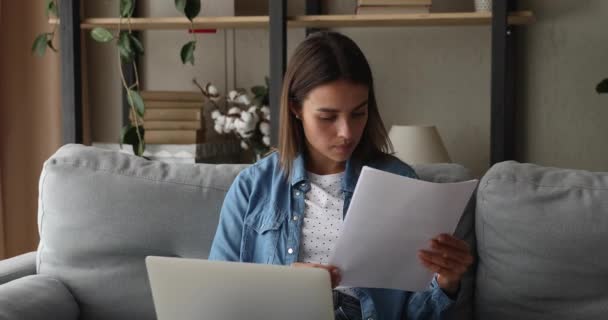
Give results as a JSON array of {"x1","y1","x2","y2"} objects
[
  {"x1": 295, "y1": 191, "x2": 301, "y2": 196},
  {"x1": 292, "y1": 215, "x2": 299, "y2": 221},
  {"x1": 287, "y1": 248, "x2": 294, "y2": 254}
]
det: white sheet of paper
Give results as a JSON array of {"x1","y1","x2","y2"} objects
[{"x1": 328, "y1": 166, "x2": 478, "y2": 292}]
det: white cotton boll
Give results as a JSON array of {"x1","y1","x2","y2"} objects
[
  {"x1": 240, "y1": 111, "x2": 253, "y2": 123},
  {"x1": 248, "y1": 106, "x2": 258, "y2": 113},
  {"x1": 224, "y1": 117, "x2": 235, "y2": 132},
  {"x1": 214, "y1": 124, "x2": 223, "y2": 134},
  {"x1": 240, "y1": 141, "x2": 249, "y2": 150},
  {"x1": 259, "y1": 122, "x2": 271, "y2": 136},
  {"x1": 215, "y1": 115, "x2": 226, "y2": 126},
  {"x1": 261, "y1": 106, "x2": 270, "y2": 115},
  {"x1": 244, "y1": 120, "x2": 257, "y2": 132},
  {"x1": 262, "y1": 136, "x2": 271, "y2": 146},
  {"x1": 236, "y1": 94, "x2": 251, "y2": 105},
  {"x1": 211, "y1": 110, "x2": 221, "y2": 120},
  {"x1": 207, "y1": 85, "x2": 218, "y2": 96},
  {"x1": 233, "y1": 119, "x2": 246, "y2": 131},
  {"x1": 228, "y1": 90, "x2": 238, "y2": 101},
  {"x1": 228, "y1": 107, "x2": 241, "y2": 115}
]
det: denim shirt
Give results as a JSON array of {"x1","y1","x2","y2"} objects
[{"x1": 209, "y1": 152, "x2": 455, "y2": 320}]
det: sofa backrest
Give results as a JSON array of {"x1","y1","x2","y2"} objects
[
  {"x1": 476, "y1": 161, "x2": 608, "y2": 320},
  {"x1": 37, "y1": 144, "x2": 474, "y2": 320},
  {"x1": 37, "y1": 144, "x2": 248, "y2": 319}
]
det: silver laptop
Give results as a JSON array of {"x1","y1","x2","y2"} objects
[{"x1": 146, "y1": 256, "x2": 334, "y2": 320}]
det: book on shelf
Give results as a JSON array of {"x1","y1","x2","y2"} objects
[
  {"x1": 140, "y1": 91, "x2": 203, "y2": 102},
  {"x1": 358, "y1": 0, "x2": 431, "y2": 6},
  {"x1": 356, "y1": 5, "x2": 430, "y2": 14},
  {"x1": 144, "y1": 101, "x2": 204, "y2": 109},
  {"x1": 143, "y1": 109, "x2": 201, "y2": 121},
  {"x1": 145, "y1": 130, "x2": 200, "y2": 144}
]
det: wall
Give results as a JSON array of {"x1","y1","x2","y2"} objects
[
  {"x1": 516, "y1": 0, "x2": 608, "y2": 171},
  {"x1": 0, "y1": 0, "x2": 62, "y2": 258},
  {"x1": 85, "y1": 0, "x2": 122, "y2": 143}
]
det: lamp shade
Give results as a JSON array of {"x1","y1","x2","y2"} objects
[{"x1": 388, "y1": 125, "x2": 451, "y2": 164}]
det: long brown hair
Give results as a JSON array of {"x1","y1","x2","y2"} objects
[{"x1": 277, "y1": 31, "x2": 393, "y2": 176}]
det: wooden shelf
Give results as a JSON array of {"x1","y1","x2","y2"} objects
[{"x1": 49, "y1": 11, "x2": 534, "y2": 30}]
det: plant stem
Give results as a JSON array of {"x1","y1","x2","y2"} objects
[{"x1": 117, "y1": 16, "x2": 143, "y2": 149}]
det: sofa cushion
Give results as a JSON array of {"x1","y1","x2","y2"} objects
[
  {"x1": 476, "y1": 161, "x2": 608, "y2": 320},
  {"x1": 413, "y1": 163, "x2": 476, "y2": 320},
  {"x1": 37, "y1": 144, "x2": 248, "y2": 320},
  {"x1": 0, "y1": 274, "x2": 79, "y2": 320}
]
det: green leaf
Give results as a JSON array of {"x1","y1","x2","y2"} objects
[
  {"x1": 119, "y1": 124, "x2": 133, "y2": 146},
  {"x1": 137, "y1": 142, "x2": 145, "y2": 157},
  {"x1": 175, "y1": 0, "x2": 187, "y2": 14},
  {"x1": 129, "y1": 34, "x2": 144, "y2": 55},
  {"x1": 47, "y1": 39, "x2": 58, "y2": 52},
  {"x1": 128, "y1": 90, "x2": 145, "y2": 117},
  {"x1": 251, "y1": 85, "x2": 267, "y2": 97},
  {"x1": 118, "y1": 31, "x2": 134, "y2": 63},
  {"x1": 120, "y1": 124, "x2": 145, "y2": 156},
  {"x1": 91, "y1": 27, "x2": 114, "y2": 42},
  {"x1": 120, "y1": 0, "x2": 135, "y2": 18},
  {"x1": 596, "y1": 79, "x2": 608, "y2": 94},
  {"x1": 46, "y1": 0, "x2": 58, "y2": 18},
  {"x1": 175, "y1": 0, "x2": 201, "y2": 21},
  {"x1": 32, "y1": 34, "x2": 48, "y2": 56},
  {"x1": 180, "y1": 41, "x2": 196, "y2": 65}
]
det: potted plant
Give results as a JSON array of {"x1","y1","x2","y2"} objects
[{"x1": 33, "y1": 0, "x2": 203, "y2": 156}]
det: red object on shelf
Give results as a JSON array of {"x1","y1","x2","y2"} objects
[{"x1": 189, "y1": 29, "x2": 217, "y2": 34}]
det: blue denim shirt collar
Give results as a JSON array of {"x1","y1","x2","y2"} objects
[{"x1": 290, "y1": 153, "x2": 362, "y2": 193}]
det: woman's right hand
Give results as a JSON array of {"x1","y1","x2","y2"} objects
[{"x1": 292, "y1": 262, "x2": 341, "y2": 288}]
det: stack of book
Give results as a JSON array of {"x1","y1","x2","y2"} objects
[
  {"x1": 135, "y1": 91, "x2": 205, "y2": 144},
  {"x1": 356, "y1": 0, "x2": 431, "y2": 14}
]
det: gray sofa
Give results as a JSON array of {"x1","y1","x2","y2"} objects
[{"x1": 0, "y1": 144, "x2": 606, "y2": 319}]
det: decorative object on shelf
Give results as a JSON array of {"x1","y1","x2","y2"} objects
[
  {"x1": 33, "y1": 0, "x2": 203, "y2": 157},
  {"x1": 388, "y1": 125, "x2": 451, "y2": 164},
  {"x1": 133, "y1": 90, "x2": 205, "y2": 144},
  {"x1": 356, "y1": 0, "x2": 431, "y2": 15},
  {"x1": 193, "y1": 79, "x2": 271, "y2": 162},
  {"x1": 474, "y1": 0, "x2": 492, "y2": 12}
]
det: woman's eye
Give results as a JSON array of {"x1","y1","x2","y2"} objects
[{"x1": 319, "y1": 116, "x2": 335, "y2": 121}]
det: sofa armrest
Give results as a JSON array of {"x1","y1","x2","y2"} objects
[
  {"x1": 0, "y1": 252, "x2": 36, "y2": 285},
  {"x1": 0, "y1": 275, "x2": 79, "y2": 320}
]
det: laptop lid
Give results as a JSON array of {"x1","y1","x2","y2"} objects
[{"x1": 146, "y1": 256, "x2": 334, "y2": 320}]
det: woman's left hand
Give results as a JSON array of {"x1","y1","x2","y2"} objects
[{"x1": 417, "y1": 233, "x2": 474, "y2": 295}]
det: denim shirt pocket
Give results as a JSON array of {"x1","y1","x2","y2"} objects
[{"x1": 243, "y1": 202, "x2": 287, "y2": 264}]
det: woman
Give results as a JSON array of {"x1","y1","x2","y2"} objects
[{"x1": 209, "y1": 31, "x2": 473, "y2": 320}]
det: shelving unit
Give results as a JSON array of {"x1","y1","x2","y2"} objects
[
  {"x1": 49, "y1": 11, "x2": 534, "y2": 29},
  {"x1": 57, "y1": 0, "x2": 533, "y2": 165}
]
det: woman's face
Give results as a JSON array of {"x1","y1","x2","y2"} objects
[{"x1": 295, "y1": 79, "x2": 369, "y2": 172}]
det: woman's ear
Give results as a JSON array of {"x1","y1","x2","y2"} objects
[{"x1": 289, "y1": 104, "x2": 302, "y2": 120}]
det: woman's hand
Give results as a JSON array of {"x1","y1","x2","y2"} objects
[
  {"x1": 292, "y1": 262, "x2": 341, "y2": 289},
  {"x1": 417, "y1": 233, "x2": 474, "y2": 295}
]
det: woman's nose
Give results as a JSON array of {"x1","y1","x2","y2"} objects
[{"x1": 337, "y1": 120, "x2": 353, "y2": 140}]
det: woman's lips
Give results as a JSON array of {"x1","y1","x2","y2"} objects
[{"x1": 333, "y1": 143, "x2": 353, "y2": 153}]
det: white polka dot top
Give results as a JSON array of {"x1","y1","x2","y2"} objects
[{"x1": 297, "y1": 170, "x2": 358, "y2": 298}]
